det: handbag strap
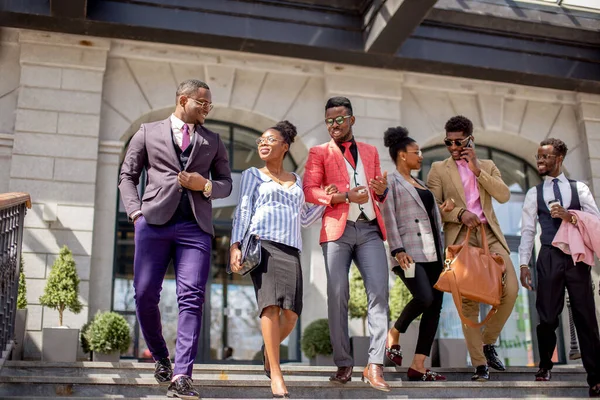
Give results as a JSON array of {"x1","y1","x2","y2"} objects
[
  {"x1": 447, "y1": 268, "x2": 498, "y2": 329},
  {"x1": 463, "y1": 227, "x2": 491, "y2": 256}
]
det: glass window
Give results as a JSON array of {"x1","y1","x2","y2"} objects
[
  {"x1": 492, "y1": 150, "x2": 527, "y2": 193},
  {"x1": 232, "y1": 127, "x2": 263, "y2": 172}
]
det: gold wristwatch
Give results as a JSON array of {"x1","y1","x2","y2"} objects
[{"x1": 203, "y1": 179, "x2": 212, "y2": 193}]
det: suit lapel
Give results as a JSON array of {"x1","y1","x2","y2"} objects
[
  {"x1": 162, "y1": 119, "x2": 180, "y2": 168},
  {"x1": 329, "y1": 139, "x2": 349, "y2": 183},
  {"x1": 394, "y1": 171, "x2": 426, "y2": 212},
  {"x1": 445, "y1": 158, "x2": 467, "y2": 205},
  {"x1": 184, "y1": 125, "x2": 207, "y2": 171},
  {"x1": 356, "y1": 142, "x2": 372, "y2": 179}
]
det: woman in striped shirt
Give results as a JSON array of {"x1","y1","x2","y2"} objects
[{"x1": 230, "y1": 120, "x2": 336, "y2": 398}]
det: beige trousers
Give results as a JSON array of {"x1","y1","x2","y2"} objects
[{"x1": 454, "y1": 224, "x2": 519, "y2": 367}]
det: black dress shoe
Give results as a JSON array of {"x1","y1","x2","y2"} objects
[
  {"x1": 154, "y1": 357, "x2": 173, "y2": 383},
  {"x1": 535, "y1": 368, "x2": 551, "y2": 381},
  {"x1": 483, "y1": 344, "x2": 506, "y2": 371},
  {"x1": 330, "y1": 366, "x2": 353, "y2": 384},
  {"x1": 590, "y1": 384, "x2": 600, "y2": 397},
  {"x1": 471, "y1": 365, "x2": 490, "y2": 381},
  {"x1": 167, "y1": 376, "x2": 200, "y2": 399}
]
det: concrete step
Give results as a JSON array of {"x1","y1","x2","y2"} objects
[
  {"x1": 0, "y1": 361, "x2": 587, "y2": 381},
  {"x1": 0, "y1": 361, "x2": 591, "y2": 399}
]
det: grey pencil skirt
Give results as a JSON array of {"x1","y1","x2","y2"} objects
[{"x1": 250, "y1": 239, "x2": 303, "y2": 317}]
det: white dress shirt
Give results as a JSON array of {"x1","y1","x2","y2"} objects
[{"x1": 518, "y1": 173, "x2": 600, "y2": 266}]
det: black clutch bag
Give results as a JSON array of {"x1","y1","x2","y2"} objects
[{"x1": 237, "y1": 233, "x2": 261, "y2": 276}]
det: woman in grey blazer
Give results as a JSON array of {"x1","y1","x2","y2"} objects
[{"x1": 382, "y1": 127, "x2": 447, "y2": 382}]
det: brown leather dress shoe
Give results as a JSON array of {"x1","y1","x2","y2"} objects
[
  {"x1": 361, "y1": 363, "x2": 390, "y2": 392},
  {"x1": 329, "y1": 366, "x2": 353, "y2": 384}
]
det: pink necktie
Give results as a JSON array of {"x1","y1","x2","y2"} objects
[{"x1": 181, "y1": 124, "x2": 190, "y2": 151}]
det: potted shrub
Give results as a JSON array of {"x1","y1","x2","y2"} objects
[
  {"x1": 301, "y1": 318, "x2": 333, "y2": 366},
  {"x1": 348, "y1": 265, "x2": 369, "y2": 366},
  {"x1": 39, "y1": 246, "x2": 83, "y2": 362},
  {"x1": 11, "y1": 256, "x2": 28, "y2": 360},
  {"x1": 86, "y1": 311, "x2": 131, "y2": 362}
]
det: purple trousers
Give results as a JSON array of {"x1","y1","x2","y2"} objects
[{"x1": 133, "y1": 216, "x2": 211, "y2": 377}]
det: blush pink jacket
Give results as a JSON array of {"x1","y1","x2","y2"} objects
[{"x1": 552, "y1": 210, "x2": 600, "y2": 266}]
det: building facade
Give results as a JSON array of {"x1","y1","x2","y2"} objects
[{"x1": 0, "y1": 0, "x2": 599, "y2": 367}]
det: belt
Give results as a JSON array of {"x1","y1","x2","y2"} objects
[{"x1": 356, "y1": 213, "x2": 371, "y2": 222}]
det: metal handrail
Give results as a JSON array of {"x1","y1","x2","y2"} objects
[{"x1": 0, "y1": 193, "x2": 31, "y2": 368}]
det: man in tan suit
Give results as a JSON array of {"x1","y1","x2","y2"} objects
[{"x1": 427, "y1": 115, "x2": 518, "y2": 381}]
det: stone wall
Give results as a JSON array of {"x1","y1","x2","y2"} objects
[{"x1": 3, "y1": 29, "x2": 109, "y2": 358}]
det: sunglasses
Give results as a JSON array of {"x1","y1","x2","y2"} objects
[
  {"x1": 325, "y1": 115, "x2": 352, "y2": 127},
  {"x1": 443, "y1": 137, "x2": 471, "y2": 147},
  {"x1": 406, "y1": 150, "x2": 423, "y2": 157}
]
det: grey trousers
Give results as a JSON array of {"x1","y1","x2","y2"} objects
[{"x1": 321, "y1": 220, "x2": 389, "y2": 367}]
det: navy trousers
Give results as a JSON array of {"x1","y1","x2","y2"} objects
[{"x1": 133, "y1": 216, "x2": 211, "y2": 377}]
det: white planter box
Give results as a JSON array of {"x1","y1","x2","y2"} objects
[
  {"x1": 309, "y1": 354, "x2": 334, "y2": 366},
  {"x1": 92, "y1": 351, "x2": 120, "y2": 362},
  {"x1": 11, "y1": 309, "x2": 28, "y2": 360},
  {"x1": 42, "y1": 327, "x2": 79, "y2": 362},
  {"x1": 350, "y1": 336, "x2": 370, "y2": 367},
  {"x1": 438, "y1": 338, "x2": 468, "y2": 367}
]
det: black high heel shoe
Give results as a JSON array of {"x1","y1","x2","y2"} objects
[
  {"x1": 261, "y1": 344, "x2": 271, "y2": 379},
  {"x1": 272, "y1": 393, "x2": 290, "y2": 398}
]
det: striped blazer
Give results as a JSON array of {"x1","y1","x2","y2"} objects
[
  {"x1": 303, "y1": 139, "x2": 387, "y2": 244},
  {"x1": 382, "y1": 170, "x2": 443, "y2": 264},
  {"x1": 231, "y1": 167, "x2": 325, "y2": 251}
]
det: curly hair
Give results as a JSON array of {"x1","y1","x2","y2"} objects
[
  {"x1": 383, "y1": 126, "x2": 415, "y2": 164},
  {"x1": 444, "y1": 115, "x2": 473, "y2": 137},
  {"x1": 540, "y1": 138, "x2": 568, "y2": 158},
  {"x1": 270, "y1": 120, "x2": 297, "y2": 146}
]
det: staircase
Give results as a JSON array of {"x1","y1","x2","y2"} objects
[{"x1": 0, "y1": 361, "x2": 590, "y2": 399}]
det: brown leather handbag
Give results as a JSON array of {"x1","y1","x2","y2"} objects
[{"x1": 434, "y1": 227, "x2": 506, "y2": 328}]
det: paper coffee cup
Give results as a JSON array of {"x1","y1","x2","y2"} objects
[{"x1": 404, "y1": 263, "x2": 416, "y2": 278}]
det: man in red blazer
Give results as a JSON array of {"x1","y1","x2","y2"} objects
[{"x1": 303, "y1": 97, "x2": 390, "y2": 391}]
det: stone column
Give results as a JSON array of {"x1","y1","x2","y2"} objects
[{"x1": 8, "y1": 30, "x2": 109, "y2": 359}]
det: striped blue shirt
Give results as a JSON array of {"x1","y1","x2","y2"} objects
[{"x1": 231, "y1": 167, "x2": 325, "y2": 251}]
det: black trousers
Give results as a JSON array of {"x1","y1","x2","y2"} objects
[
  {"x1": 536, "y1": 245, "x2": 600, "y2": 387},
  {"x1": 393, "y1": 261, "x2": 444, "y2": 356}
]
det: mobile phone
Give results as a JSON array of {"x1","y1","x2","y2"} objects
[{"x1": 465, "y1": 138, "x2": 474, "y2": 148}]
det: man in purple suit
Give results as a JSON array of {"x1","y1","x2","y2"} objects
[{"x1": 119, "y1": 79, "x2": 232, "y2": 399}]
